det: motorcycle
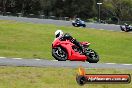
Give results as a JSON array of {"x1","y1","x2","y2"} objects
[
  {"x1": 52, "y1": 38, "x2": 99, "y2": 63},
  {"x1": 120, "y1": 24, "x2": 132, "y2": 32},
  {"x1": 72, "y1": 20, "x2": 86, "y2": 27}
]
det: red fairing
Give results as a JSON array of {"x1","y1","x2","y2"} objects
[
  {"x1": 69, "y1": 54, "x2": 87, "y2": 61},
  {"x1": 52, "y1": 38, "x2": 88, "y2": 61}
]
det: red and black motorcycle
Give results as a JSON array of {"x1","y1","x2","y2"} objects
[{"x1": 52, "y1": 38, "x2": 99, "y2": 63}]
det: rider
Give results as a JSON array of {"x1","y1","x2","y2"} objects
[
  {"x1": 124, "y1": 23, "x2": 130, "y2": 28},
  {"x1": 124, "y1": 23, "x2": 129, "y2": 26},
  {"x1": 54, "y1": 30, "x2": 85, "y2": 53},
  {"x1": 124, "y1": 23, "x2": 131, "y2": 30},
  {"x1": 75, "y1": 18, "x2": 82, "y2": 24}
]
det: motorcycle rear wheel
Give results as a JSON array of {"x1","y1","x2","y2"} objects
[
  {"x1": 86, "y1": 49, "x2": 99, "y2": 63},
  {"x1": 52, "y1": 47, "x2": 67, "y2": 61}
]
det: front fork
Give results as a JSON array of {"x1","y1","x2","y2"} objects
[
  {"x1": 84, "y1": 49, "x2": 94, "y2": 56},
  {"x1": 57, "y1": 47, "x2": 63, "y2": 54}
]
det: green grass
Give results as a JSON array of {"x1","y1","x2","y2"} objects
[
  {"x1": 0, "y1": 66, "x2": 132, "y2": 88},
  {"x1": 0, "y1": 20, "x2": 132, "y2": 63}
]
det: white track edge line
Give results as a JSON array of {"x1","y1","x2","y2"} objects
[
  {"x1": 1, "y1": 56, "x2": 132, "y2": 65},
  {"x1": 122, "y1": 64, "x2": 132, "y2": 66},
  {"x1": 0, "y1": 57, "x2": 6, "y2": 58},
  {"x1": 35, "y1": 59, "x2": 41, "y2": 60},
  {"x1": 105, "y1": 63, "x2": 116, "y2": 64}
]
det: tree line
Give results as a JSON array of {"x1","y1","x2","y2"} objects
[{"x1": 0, "y1": 0, "x2": 131, "y2": 22}]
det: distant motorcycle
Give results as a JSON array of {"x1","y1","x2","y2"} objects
[
  {"x1": 120, "y1": 24, "x2": 132, "y2": 32},
  {"x1": 72, "y1": 20, "x2": 86, "y2": 27}
]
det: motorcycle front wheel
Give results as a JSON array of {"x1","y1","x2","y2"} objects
[
  {"x1": 72, "y1": 23, "x2": 79, "y2": 27},
  {"x1": 82, "y1": 24, "x2": 86, "y2": 27},
  {"x1": 52, "y1": 47, "x2": 67, "y2": 61},
  {"x1": 86, "y1": 49, "x2": 99, "y2": 63},
  {"x1": 120, "y1": 26, "x2": 125, "y2": 31}
]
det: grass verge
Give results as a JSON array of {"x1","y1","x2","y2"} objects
[
  {"x1": 0, "y1": 66, "x2": 132, "y2": 88},
  {"x1": 0, "y1": 20, "x2": 132, "y2": 63}
]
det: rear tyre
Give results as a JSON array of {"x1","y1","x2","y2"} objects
[
  {"x1": 83, "y1": 24, "x2": 86, "y2": 27},
  {"x1": 52, "y1": 47, "x2": 67, "y2": 61},
  {"x1": 86, "y1": 49, "x2": 99, "y2": 63}
]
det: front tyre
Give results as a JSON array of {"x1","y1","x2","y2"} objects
[
  {"x1": 120, "y1": 26, "x2": 125, "y2": 31},
  {"x1": 72, "y1": 23, "x2": 79, "y2": 27},
  {"x1": 52, "y1": 47, "x2": 67, "y2": 61},
  {"x1": 86, "y1": 49, "x2": 99, "y2": 63},
  {"x1": 82, "y1": 24, "x2": 86, "y2": 27},
  {"x1": 72, "y1": 23, "x2": 75, "y2": 27}
]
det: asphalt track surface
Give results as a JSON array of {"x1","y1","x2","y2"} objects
[
  {"x1": 0, "y1": 57, "x2": 132, "y2": 69},
  {"x1": 0, "y1": 16, "x2": 131, "y2": 69},
  {"x1": 0, "y1": 16, "x2": 121, "y2": 31}
]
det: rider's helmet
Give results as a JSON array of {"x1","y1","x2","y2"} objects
[
  {"x1": 55, "y1": 30, "x2": 63, "y2": 38},
  {"x1": 124, "y1": 23, "x2": 129, "y2": 26},
  {"x1": 76, "y1": 18, "x2": 80, "y2": 21}
]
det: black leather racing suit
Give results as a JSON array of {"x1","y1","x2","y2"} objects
[
  {"x1": 59, "y1": 33, "x2": 84, "y2": 53},
  {"x1": 75, "y1": 19, "x2": 81, "y2": 24},
  {"x1": 125, "y1": 24, "x2": 129, "y2": 29}
]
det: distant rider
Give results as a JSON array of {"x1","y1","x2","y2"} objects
[
  {"x1": 124, "y1": 23, "x2": 129, "y2": 28},
  {"x1": 75, "y1": 18, "x2": 82, "y2": 24}
]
